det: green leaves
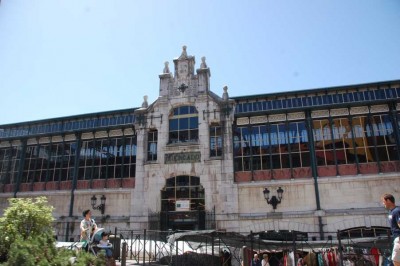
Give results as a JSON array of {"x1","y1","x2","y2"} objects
[
  {"x1": 0, "y1": 197, "x2": 107, "y2": 265},
  {"x1": 0, "y1": 197, "x2": 54, "y2": 262}
]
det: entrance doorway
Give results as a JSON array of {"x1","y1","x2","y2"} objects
[{"x1": 160, "y1": 175, "x2": 205, "y2": 231}]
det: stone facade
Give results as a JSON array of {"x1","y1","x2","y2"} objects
[
  {"x1": 131, "y1": 46, "x2": 238, "y2": 231},
  {"x1": 1, "y1": 47, "x2": 399, "y2": 242}
]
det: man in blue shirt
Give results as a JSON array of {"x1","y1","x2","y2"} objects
[{"x1": 382, "y1": 194, "x2": 400, "y2": 266}]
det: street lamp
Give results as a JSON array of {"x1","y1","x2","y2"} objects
[
  {"x1": 91, "y1": 195, "x2": 106, "y2": 215},
  {"x1": 263, "y1": 187, "x2": 284, "y2": 210}
]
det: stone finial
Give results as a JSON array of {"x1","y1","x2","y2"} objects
[
  {"x1": 179, "y1": 45, "x2": 188, "y2": 59},
  {"x1": 163, "y1": 61, "x2": 170, "y2": 74},
  {"x1": 142, "y1": 95, "x2": 148, "y2": 108},
  {"x1": 200, "y1": 56, "x2": 207, "y2": 68},
  {"x1": 222, "y1": 86, "x2": 229, "y2": 101}
]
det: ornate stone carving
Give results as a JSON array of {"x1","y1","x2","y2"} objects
[
  {"x1": 142, "y1": 95, "x2": 149, "y2": 108},
  {"x1": 64, "y1": 134, "x2": 76, "y2": 141},
  {"x1": 330, "y1": 108, "x2": 349, "y2": 117},
  {"x1": 311, "y1": 110, "x2": 329, "y2": 118},
  {"x1": 268, "y1": 114, "x2": 286, "y2": 122},
  {"x1": 52, "y1": 136, "x2": 63, "y2": 143},
  {"x1": 287, "y1": 112, "x2": 305, "y2": 121},
  {"x1": 222, "y1": 86, "x2": 229, "y2": 101},
  {"x1": 39, "y1": 137, "x2": 51, "y2": 144},
  {"x1": 250, "y1": 116, "x2": 268, "y2": 124},
  {"x1": 370, "y1": 104, "x2": 389, "y2": 113},
  {"x1": 200, "y1": 56, "x2": 207, "y2": 68},
  {"x1": 109, "y1": 130, "x2": 123, "y2": 137},
  {"x1": 81, "y1": 132, "x2": 94, "y2": 140},
  {"x1": 95, "y1": 131, "x2": 108, "y2": 139},
  {"x1": 236, "y1": 117, "x2": 249, "y2": 125},
  {"x1": 27, "y1": 138, "x2": 37, "y2": 145},
  {"x1": 124, "y1": 128, "x2": 135, "y2": 136},
  {"x1": 0, "y1": 141, "x2": 11, "y2": 148},
  {"x1": 163, "y1": 61, "x2": 170, "y2": 74},
  {"x1": 350, "y1": 106, "x2": 369, "y2": 115},
  {"x1": 178, "y1": 45, "x2": 188, "y2": 59},
  {"x1": 11, "y1": 140, "x2": 22, "y2": 146}
]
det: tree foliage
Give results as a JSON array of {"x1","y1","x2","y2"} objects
[
  {"x1": 0, "y1": 197, "x2": 107, "y2": 265},
  {"x1": 0, "y1": 197, "x2": 54, "y2": 261}
]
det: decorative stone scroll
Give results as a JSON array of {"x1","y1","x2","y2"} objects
[
  {"x1": 165, "y1": 152, "x2": 201, "y2": 164},
  {"x1": 0, "y1": 141, "x2": 11, "y2": 148},
  {"x1": 109, "y1": 130, "x2": 123, "y2": 137},
  {"x1": 95, "y1": 131, "x2": 108, "y2": 139},
  {"x1": 11, "y1": 140, "x2": 22, "y2": 146},
  {"x1": 81, "y1": 132, "x2": 93, "y2": 140},
  {"x1": 39, "y1": 137, "x2": 51, "y2": 144},
  {"x1": 370, "y1": 104, "x2": 389, "y2": 114},
  {"x1": 311, "y1": 110, "x2": 329, "y2": 118},
  {"x1": 287, "y1": 112, "x2": 305, "y2": 121},
  {"x1": 350, "y1": 106, "x2": 369, "y2": 115},
  {"x1": 330, "y1": 108, "x2": 349, "y2": 117},
  {"x1": 124, "y1": 128, "x2": 135, "y2": 136},
  {"x1": 27, "y1": 138, "x2": 37, "y2": 145},
  {"x1": 52, "y1": 136, "x2": 63, "y2": 143},
  {"x1": 268, "y1": 114, "x2": 286, "y2": 122},
  {"x1": 64, "y1": 134, "x2": 76, "y2": 141},
  {"x1": 236, "y1": 117, "x2": 249, "y2": 126},
  {"x1": 250, "y1": 116, "x2": 268, "y2": 124}
]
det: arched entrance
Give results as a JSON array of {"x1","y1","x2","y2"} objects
[{"x1": 160, "y1": 175, "x2": 205, "y2": 231}]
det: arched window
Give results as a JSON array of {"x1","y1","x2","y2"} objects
[
  {"x1": 161, "y1": 176, "x2": 205, "y2": 212},
  {"x1": 169, "y1": 106, "x2": 198, "y2": 143}
]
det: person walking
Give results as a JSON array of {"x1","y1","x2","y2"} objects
[
  {"x1": 80, "y1": 209, "x2": 97, "y2": 251},
  {"x1": 251, "y1": 253, "x2": 262, "y2": 266},
  {"x1": 381, "y1": 193, "x2": 400, "y2": 266},
  {"x1": 262, "y1": 254, "x2": 270, "y2": 266}
]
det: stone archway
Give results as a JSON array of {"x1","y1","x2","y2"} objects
[{"x1": 160, "y1": 175, "x2": 205, "y2": 231}]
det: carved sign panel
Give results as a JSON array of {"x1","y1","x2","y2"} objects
[{"x1": 165, "y1": 152, "x2": 201, "y2": 164}]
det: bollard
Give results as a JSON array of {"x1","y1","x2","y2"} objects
[{"x1": 121, "y1": 242, "x2": 127, "y2": 266}]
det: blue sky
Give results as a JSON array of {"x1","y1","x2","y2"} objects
[{"x1": 0, "y1": 0, "x2": 399, "y2": 125}]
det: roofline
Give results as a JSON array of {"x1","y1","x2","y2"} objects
[
  {"x1": 231, "y1": 79, "x2": 400, "y2": 101},
  {"x1": 0, "y1": 107, "x2": 139, "y2": 128}
]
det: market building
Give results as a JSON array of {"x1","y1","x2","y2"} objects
[{"x1": 1, "y1": 46, "x2": 399, "y2": 242}]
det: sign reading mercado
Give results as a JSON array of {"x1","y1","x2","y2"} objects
[{"x1": 165, "y1": 152, "x2": 201, "y2": 164}]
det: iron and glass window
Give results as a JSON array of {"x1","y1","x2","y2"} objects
[
  {"x1": 161, "y1": 176, "x2": 205, "y2": 212},
  {"x1": 250, "y1": 125, "x2": 270, "y2": 170},
  {"x1": 313, "y1": 114, "x2": 397, "y2": 166},
  {"x1": 287, "y1": 121, "x2": 310, "y2": 167},
  {"x1": 23, "y1": 144, "x2": 51, "y2": 183},
  {"x1": 368, "y1": 114, "x2": 397, "y2": 162},
  {"x1": 147, "y1": 130, "x2": 158, "y2": 161},
  {"x1": 233, "y1": 86, "x2": 400, "y2": 115},
  {"x1": 0, "y1": 146, "x2": 21, "y2": 185},
  {"x1": 16, "y1": 135, "x2": 137, "y2": 184},
  {"x1": 78, "y1": 136, "x2": 136, "y2": 180},
  {"x1": 0, "y1": 114, "x2": 136, "y2": 139},
  {"x1": 169, "y1": 106, "x2": 198, "y2": 143},
  {"x1": 210, "y1": 125, "x2": 222, "y2": 157},
  {"x1": 233, "y1": 126, "x2": 251, "y2": 171},
  {"x1": 22, "y1": 141, "x2": 77, "y2": 182},
  {"x1": 234, "y1": 121, "x2": 310, "y2": 171}
]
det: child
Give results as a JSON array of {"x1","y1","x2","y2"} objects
[{"x1": 99, "y1": 232, "x2": 113, "y2": 258}]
